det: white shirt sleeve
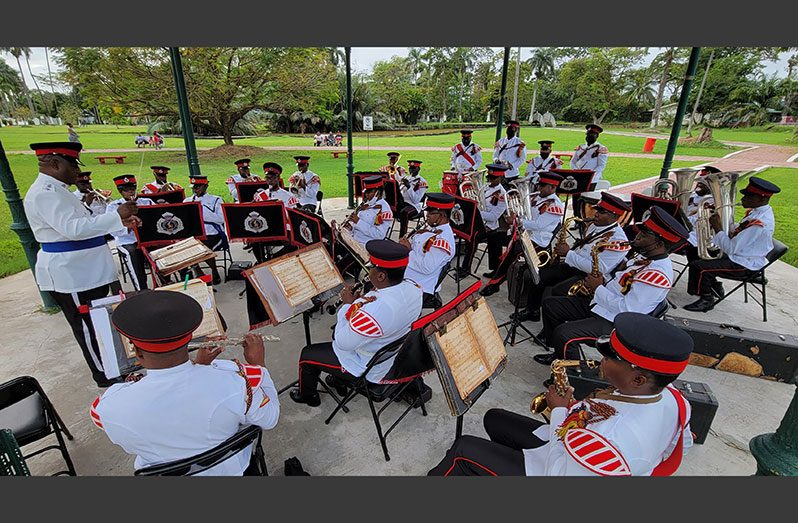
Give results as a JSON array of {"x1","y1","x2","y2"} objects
[
  {"x1": 32, "y1": 190, "x2": 123, "y2": 240},
  {"x1": 712, "y1": 225, "x2": 767, "y2": 258}
]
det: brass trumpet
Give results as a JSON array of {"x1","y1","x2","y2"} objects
[
  {"x1": 160, "y1": 182, "x2": 180, "y2": 192},
  {"x1": 86, "y1": 189, "x2": 112, "y2": 204},
  {"x1": 530, "y1": 359, "x2": 599, "y2": 417}
]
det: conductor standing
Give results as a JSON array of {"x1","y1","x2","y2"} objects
[{"x1": 23, "y1": 142, "x2": 140, "y2": 387}]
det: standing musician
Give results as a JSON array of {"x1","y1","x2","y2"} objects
[
  {"x1": 683, "y1": 177, "x2": 780, "y2": 312},
  {"x1": 251, "y1": 163, "x2": 299, "y2": 263},
  {"x1": 456, "y1": 164, "x2": 509, "y2": 279},
  {"x1": 428, "y1": 312, "x2": 694, "y2": 476},
  {"x1": 107, "y1": 175, "x2": 154, "y2": 291},
  {"x1": 379, "y1": 151, "x2": 407, "y2": 181},
  {"x1": 290, "y1": 239, "x2": 423, "y2": 407},
  {"x1": 451, "y1": 129, "x2": 483, "y2": 180},
  {"x1": 226, "y1": 158, "x2": 259, "y2": 202},
  {"x1": 571, "y1": 124, "x2": 609, "y2": 184},
  {"x1": 480, "y1": 171, "x2": 565, "y2": 296},
  {"x1": 397, "y1": 159, "x2": 428, "y2": 238},
  {"x1": 288, "y1": 155, "x2": 321, "y2": 213},
  {"x1": 536, "y1": 206, "x2": 688, "y2": 365},
  {"x1": 141, "y1": 166, "x2": 182, "y2": 194},
  {"x1": 524, "y1": 140, "x2": 563, "y2": 187},
  {"x1": 493, "y1": 120, "x2": 527, "y2": 182},
  {"x1": 400, "y1": 193, "x2": 457, "y2": 309},
  {"x1": 90, "y1": 291, "x2": 280, "y2": 475},
  {"x1": 183, "y1": 175, "x2": 225, "y2": 285},
  {"x1": 510, "y1": 192, "x2": 631, "y2": 321},
  {"x1": 23, "y1": 142, "x2": 140, "y2": 388},
  {"x1": 74, "y1": 171, "x2": 110, "y2": 216}
]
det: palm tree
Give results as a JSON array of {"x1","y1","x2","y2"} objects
[
  {"x1": 650, "y1": 47, "x2": 676, "y2": 128},
  {"x1": 23, "y1": 48, "x2": 49, "y2": 114},
  {"x1": 525, "y1": 47, "x2": 555, "y2": 123},
  {"x1": 0, "y1": 59, "x2": 24, "y2": 116},
  {"x1": 0, "y1": 47, "x2": 36, "y2": 115},
  {"x1": 407, "y1": 47, "x2": 425, "y2": 84},
  {"x1": 45, "y1": 47, "x2": 58, "y2": 115}
]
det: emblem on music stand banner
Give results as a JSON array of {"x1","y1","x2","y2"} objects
[
  {"x1": 630, "y1": 193, "x2": 681, "y2": 223},
  {"x1": 550, "y1": 169, "x2": 595, "y2": 196},
  {"x1": 222, "y1": 201, "x2": 289, "y2": 242},
  {"x1": 451, "y1": 196, "x2": 481, "y2": 242},
  {"x1": 156, "y1": 212, "x2": 185, "y2": 235},
  {"x1": 451, "y1": 203, "x2": 465, "y2": 227},
  {"x1": 287, "y1": 207, "x2": 323, "y2": 247},
  {"x1": 299, "y1": 221, "x2": 313, "y2": 244},
  {"x1": 134, "y1": 202, "x2": 206, "y2": 248},
  {"x1": 244, "y1": 212, "x2": 269, "y2": 234},
  {"x1": 137, "y1": 188, "x2": 185, "y2": 205}
]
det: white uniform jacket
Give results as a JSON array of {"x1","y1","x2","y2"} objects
[
  {"x1": 564, "y1": 223, "x2": 630, "y2": 279},
  {"x1": 333, "y1": 280, "x2": 423, "y2": 382},
  {"x1": 525, "y1": 155, "x2": 563, "y2": 185},
  {"x1": 73, "y1": 189, "x2": 108, "y2": 216},
  {"x1": 91, "y1": 360, "x2": 280, "y2": 476},
  {"x1": 23, "y1": 173, "x2": 124, "y2": 293},
  {"x1": 712, "y1": 205, "x2": 775, "y2": 270},
  {"x1": 225, "y1": 174, "x2": 262, "y2": 202},
  {"x1": 351, "y1": 198, "x2": 393, "y2": 246},
  {"x1": 141, "y1": 181, "x2": 182, "y2": 194},
  {"x1": 451, "y1": 142, "x2": 483, "y2": 174},
  {"x1": 253, "y1": 187, "x2": 298, "y2": 209},
  {"x1": 571, "y1": 142, "x2": 609, "y2": 182},
  {"x1": 521, "y1": 193, "x2": 564, "y2": 247},
  {"x1": 591, "y1": 254, "x2": 673, "y2": 322},
  {"x1": 404, "y1": 223, "x2": 456, "y2": 294},
  {"x1": 399, "y1": 174, "x2": 428, "y2": 212},
  {"x1": 481, "y1": 184, "x2": 507, "y2": 231},
  {"x1": 493, "y1": 136, "x2": 527, "y2": 179},
  {"x1": 184, "y1": 193, "x2": 226, "y2": 236},
  {"x1": 523, "y1": 386, "x2": 693, "y2": 476},
  {"x1": 288, "y1": 170, "x2": 321, "y2": 208},
  {"x1": 107, "y1": 197, "x2": 154, "y2": 247}
]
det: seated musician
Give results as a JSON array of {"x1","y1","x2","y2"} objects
[
  {"x1": 681, "y1": 166, "x2": 719, "y2": 258},
  {"x1": 456, "y1": 163, "x2": 508, "y2": 279},
  {"x1": 397, "y1": 159, "x2": 428, "y2": 237},
  {"x1": 250, "y1": 163, "x2": 299, "y2": 262},
  {"x1": 400, "y1": 193, "x2": 457, "y2": 309},
  {"x1": 524, "y1": 140, "x2": 562, "y2": 188},
  {"x1": 428, "y1": 312, "x2": 694, "y2": 476},
  {"x1": 290, "y1": 239, "x2": 423, "y2": 407},
  {"x1": 73, "y1": 171, "x2": 110, "y2": 216},
  {"x1": 288, "y1": 155, "x2": 321, "y2": 213},
  {"x1": 683, "y1": 177, "x2": 780, "y2": 312},
  {"x1": 226, "y1": 158, "x2": 258, "y2": 203},
  {"x1": 141, "y1": 166, "x2": 182, "y2": 194},
  {"x1": 510, "y1": 192, "x2": 630, "y2": 321},
  {"x1": 183, "y1": 175, "x2": 225, "y2": 285},
  {"x1": 379, "y1": 151, "x2": 407, "y2": 180},
  {"x1": 107, "y1": 175, "x2": 154, "y2": 291},
  {"x1": 480, "y1": 171, "x2": 564, "y2": 297},
  {"x1": 90, "y1": 291, "x2": 280, "y2": 475},
  {"x1": 536, "y1": 206, "x2": 688, "y2": 366}
]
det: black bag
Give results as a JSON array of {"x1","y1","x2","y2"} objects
[
  {"x1": 227, "y1": 261, "x2": 253, "y2": 281},
  {"x1": 507, "y1": 259, "x2": 531, "y2": 307},
  {"x1": 284, "y1": 456, "x2": 311, "y2": 476}
]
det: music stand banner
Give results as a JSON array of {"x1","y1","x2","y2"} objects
[
  {"x1": 451, "y1": 196, "x2": 481, "y2": 242},
  {"x1": 353, "y1": 171, "x2": 383, "y2": 199},
  {"x1": 550, "y1": 169, "x2": 595, "y2": 196},
  {"x1": 383, "y1": 178, "x2": 407, "y2": 213},
  {"x1": 236, "y1": 181, "x2": 272, "y2": 203},
  {"x1": 137, "y1": 189, "x2": 186, "y2": 205},
  {"x1": 134, "y1": 201, "x2": 206, "y2": 248},
  {"x1": 287, "y1": 207, "x2": 323, "y2": 247},
  {"x1": 222, "y1": 201, "x2": 289, "y2": 242},
  {"x1": 630, "y1": 193, "x2": 681, "y2": 223}
]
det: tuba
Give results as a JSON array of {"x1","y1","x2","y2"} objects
[
  {"x1": 695, "y1": 170, "x2": 749, "y2": 260},
  {"x1": 459, "y1": 169, "x2": 487, "y2": 211},
  {"x1": 506, "y1": 177, "x2": 535, "y2": 222},
  {"x1": 530, "y1": 359, "x2": 600, "y2": 417}
]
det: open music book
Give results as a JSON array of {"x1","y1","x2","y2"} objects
[
  {"x1": 156, "y1": 278, "x2": 225, "y2": 339},
  {"x1": 337, "y1": 227, "x2": 370, "y2": 268},
  {"x1": 149, "y1": 237, "x2": 216, "y2": 275}
]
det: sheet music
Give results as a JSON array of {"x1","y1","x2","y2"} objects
[
  {"x1": 339, "y1": 227, "x2": 370, "y2": 265},
  {"x1": 434, "y1": 316, "x2": 490, "y2": 400},
  {"x1": 464, "y1": 299, "x2": 506, "y2": 374},
  {"x1": 268, "y1": 257, "x2": 316, "y2": 306},
  {"x1": 156, "y1": 279, "x2": 224, "y2": 338},
  {"x1": 301, "y1": 247, "x2": 342, "y2": 294}
]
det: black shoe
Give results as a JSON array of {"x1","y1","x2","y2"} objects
[
  {"x1": 212, "y1": 273, "x2": 222, "y2": 286},
  {"x1": 711, "y1": 282, "x2": 725, "y2": 299},
  {"x1": 289, "y1": 389, "x2": 321, "y2": 407},
  {"x1": 482, "y1": 271, "x2": 495, "y2": 278},
  {"x1": 454, "y1": 268, "x2": 471, "y2": 280},
  {"x1": 534, "y1": 328, "x2": 547, "y2": 346},
  {"x1": 683, "y1": 296, "x2": 716, "y2": 312},
  {"x1": 480, "y1": 284, "x2": 499, "y2": 296},
  {"x1": 397, "y1": 382, "x2": 433, "y2": 408},
  {"x1": 511, "y1": 308, "x2": 540, "y2": 322},
  {"x1": 324, "y1": 375, "x2": 350, "y2": 397},
  {"x1": 533, "y1": 352, "x2": 557, "y2": 366},
  {"x1": 422, "y1": 294, "x2": 443, "y2": 309},
  {"x1": 95, "y1": 376, "x2": 126, "y2": 388}
]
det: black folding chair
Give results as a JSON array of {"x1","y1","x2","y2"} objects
[
  {"x1": 321, "y1": 329, "x2": 434, "y2": 461},
  {"x1": 134, "y1": 425, "x2": 268, "y2": 476},
  {"x1": 0, "y1": 376, "x2": 76, "y2": 476},
  {"x1": 423, "y1": 262, "x2": 452, "y2": 309},
  {"x1": 315, "y1": 190, "x2": 324, "y2": 218},
  {"x1": 711, "y1": 240, "x2": 788, "y2": 322}
]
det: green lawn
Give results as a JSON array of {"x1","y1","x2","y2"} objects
[
  {"x1": 0, "y1": 147, "x2": 696, "y2": 277},
  {"x1": 605, "y1": 124, "x2": 798, "y2": 147}
]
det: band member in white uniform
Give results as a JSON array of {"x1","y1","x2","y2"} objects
[
  {"x1": 290, "y1": 239, "x2": 423, "y2": 406},
  {"x1": 288, "y1": 155, "x2": 321, "y2": 213},
  {"x1": 682, "y1": 166, "x2": 719, "y2": 251},
  {"x1": 141, "y1": 166, "x2": 182, "y2": 195},
  {"x1": 90, "y1": 291, "x2": 280, "y2": 475},
  {"x1": 251, "y1": 162, "x2": 300, "y2": 262},
  {"x1": 429, "y1": 313, "x2": 694, "y2": 476},
  {"x1": 107, "y1": 175, "x2": 154, "y2": 292},
  {"x1": 379, "y1": 152, "x2": 407, "y2": 181},
  {"x1": 397, "y1": 159, "x2": 428, "y2": 237},
  {"x1": 525, "y1": 140, "x2": 563, "y2": 187},
  {"x1": 23, "y1": 142, "x2": 140, "y2": 387},
  {"x1": 73, "y1": 171, "x2": 110, "y2": 216},
  {"x1": 226, "y1": 158, "x2": 259, "y2": 202},
  {"x1": 183, "y1": 175, "x2": 225, "y2": 285},
  {"x1": 400, "y1": 193, "x2": 457, "y2": 309},
  {"x1": 571, "y1": 124, "x2": 609, "y2": 185},
  {"x1": 493, "y1": 120, "x2": 527, "y2": 183},
  {"x1": 451, "y1": 129, "x2": 483, "y2": 181},
  {"x1": 348, "y1": 176, "x2": 394, "y2": 247}
]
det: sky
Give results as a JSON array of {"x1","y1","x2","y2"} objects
[{"x1": 2, "y1": 47, "x2": 792, "y2": 94}]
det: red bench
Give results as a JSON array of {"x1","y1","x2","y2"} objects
[
  {"x1": 331, "y1": 151, "x2": 349, "y2": 159},
  {"x1": 96, "y1": 156, "x2": 127, "y2": 164}
]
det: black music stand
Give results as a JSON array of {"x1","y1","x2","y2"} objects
[
  {"x1": 137, "y1": 188, "x2": 185, "y2": 204},
  {"x1": 450, "y1": 195, "x2": 484, "y2": 289},
  {"x1": 235, "y1": 181, "x2": 272, "y2": 203},
  {"x1": 552, "y1": 168, "x2": 595, "y2": 240}
]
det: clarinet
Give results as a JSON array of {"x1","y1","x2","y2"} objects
[{"x1": 326, "y1": 279, "x2": 368, "y2": 315}]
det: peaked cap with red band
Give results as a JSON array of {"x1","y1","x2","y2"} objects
[
  {"x1": 386, "y1": 151, "x2": 401, "y2": 157},
  {"x1": 596, "y1": 192, "x2": 631, "y2": 215},
  {"x1": 597, "y1": 312, "x2": 693, "y2": 375},
  {"x1": 150, "y1": 166, "x2": 170, "y2": 174},
  {"x1": 741, "y1": 176, "x2": 780, "y2": 198},
  {"x1": 111, "y1": 290, "x2": 203, "y2": 353},
  {"x1": 234, "y1": 158, "x2": 251, "y2": 167},
  {"x1": 293, "y1": 155, "x2": 311, "y2": 165},
  {"x1": 698, "y1": 165, "x2": 721, "y2": 177},
  {"x1": 538, "y1": 171, "x2": 563, "y2": 187},
  {"x1": 30, "y1": 142, "x2": 84, "y2": 165},
  {"x1": 640, "y1": 205, "x2": 689, "y2": 243},
  {"x1": 189, "y1": 175, "x2": 209, "y2": 185},
  {"x1": 407, "y1": 160, "x2": 423, "y2": 167},
  {"x1": 366, "y1": 239, "x2": 410, "y2": 269},
  {"x1": 425, "y1": 192, "x2": 455, "y2": 210},
  {"x1": 363, "y1": 175, "x2": 385, "y2": 191},
  {"x1": 486, "y1": 163, "x2": 509, "y2": 177},
  {"x1": 113, "y1": 175, "x2": 137, "y2": 187},
  {"x1": 460, "y1": 129, "x2": 473, "y2": 135},
  {"x1": 585, "y1": 123, "x2": 604, "y2": 133},
  {"x1": 505, "y1": 119, "x2": 520, "y2": 128},
  {"x1": 262, "y1": 162, "x2": 283, "y2": 175}
]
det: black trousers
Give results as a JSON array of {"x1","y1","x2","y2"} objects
[
  {"x1": 541, "y1": 295, "x2": 614, "y2": 358},
  {"x1": 118, "y1": 243, "x2": 149, "y2": 290},
  {"x1": 252, "y1": 241, "x2": 298, "y2": 265},
  {"x1": 199, "y1": 234, "x2": 222, "y2": 275},
  {"x1": 460, "y1": 228, "x2": 508, "y2": 272},
  {"x1": 397, "y1": 204, "x2": 419, "y2": 238},
  {"x1": 525, "y1": 263, "x2": 585, "y2": 311},
  {"x1": 427, "y1": 409, "x2": 546, "y2": 476},
  {"x1": 687, "y1": 255, "x2": 754, "y2": 296},
  {"x1": 49, "y1": 281, "x2": 123, "y2": 386},
  {"x1": 297, "y1": 342, "x2": 353, "y2": 397}
]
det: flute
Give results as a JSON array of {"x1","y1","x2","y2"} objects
[{"x1": 187, "y1": 334, "x2": 281, "y2": 351}]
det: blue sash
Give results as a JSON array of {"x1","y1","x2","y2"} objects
[{"x1": 41, "y1": 236, "x2": 107, "y2": 253}]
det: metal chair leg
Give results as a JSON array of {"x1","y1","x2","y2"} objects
[
  {"x1": 762, "y1": 277, "x2": 768, "y2": 322},
  {"x1": 366, "y1": 392, "x2": 390, "y2": 461}
]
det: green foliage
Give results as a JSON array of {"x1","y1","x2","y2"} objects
[{"x1": 57, "y1": 102, "x2": 81, "y2": 125}]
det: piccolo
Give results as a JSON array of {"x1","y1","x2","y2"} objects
[{"x1": 187, "y1": 334, "x2": 281, "y2": 350}]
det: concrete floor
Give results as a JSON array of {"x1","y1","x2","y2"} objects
[{"x1": 2, "y1": 197, "x2": 795, "y2": 476}]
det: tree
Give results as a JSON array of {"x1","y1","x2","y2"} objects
[
  {"x1": 650, "y1": 47, "x2": 676, "y2": 128},
  {"x1": 370, "y1": 57, "x2": 425, "y2": 124},
  {"x1": 1, "y1": 47, "x2": 36, "y2": 115},
  {"x1": 0, "y1": 59, "x2": 23, "y2": 116},
  {"x1": 57, "y1": 102, "x2": 82, "y2": 126},
  {"x1": 525, "y1": 47, "x2": 555, "y2": 122}
]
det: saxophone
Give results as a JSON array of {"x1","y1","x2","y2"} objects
[
  {"x1": 530, "y1": 359, "x2": 600, "y2": 416},
  {"x1": 538, "y1": 216, "x2": 583, "y2": 267}
]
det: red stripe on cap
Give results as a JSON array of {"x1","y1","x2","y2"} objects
[
  {"x1": 364, "y1": 181, "x2": 383, "y2": 190},
  {"x1": 190, "y1": 178, "x2": 208, "y2": 185},
  {"x1": 370, "y1": 255, "x2": 409, "y2": 268},
  {"x1": 643, "y1": 217, "x2": 680, "y2": 243},
  {"x1": 599, "y1": 199, "x2": 626, "y2": 215},
  {"x1": 610, "y1": 331, "x2": 688, "y2": 375},
  {"x1": 33, "y1": 147, "x2": 80, "y2": 158},
  {"x1": 114, "y1": 177, "x2": 136, "y2": 186},
  {"x1": 538, "y1": 175, "x2": 560, "y2": 186},
  {"x1": 487, "y1": 170, "x2": 505, "y2": 177},
  {"x1": 127, "y1": 333, "x2": 193, "y2": 353},
  {"x1": 744, "y1": 185, "x2": 774, "y2": 196},
  {"x1": 427, "y1": 199, "x2": 454, "y2": 210}
]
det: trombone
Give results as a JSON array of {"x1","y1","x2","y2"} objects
[{"x1": 86, "y1": 189, "x2": 112, "y2": 204}]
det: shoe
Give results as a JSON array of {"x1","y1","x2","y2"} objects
[
  {"x1": 480, "y1": 284, "x2": 499, "y2": 296},
  {"x1": 289, "y1": 389, "x2": 321, "y2": 407},
  {"x1": 534, "y1": 328, "x2": 547, "y2": 346},
  {"x1": 482, "y1": 271, "x2": 495, "y2": 278},
  {"x1": 533, "y1": 352, "x2": 557, "y2": 366},
  {"x1": 324, "y1": 375, "x2": 350, "y2": 397},
  {"x1": 454, "y1": 268, "x2": 471, "y2": 280},
  {"x1": 511, "y1": 308, "x2": 540, "y2": 322},
  {"x1": 510, "y1": 308, "x2": 528, "y2": 320},
  {"x1": 212, "y1": 273, "x2": 222, "y2": 286},
  {"x1": 711, "y1": 282, "x2": 725, "y2": 299},
  {"x1": 95, "y1": 376, "x2": 126, "y2": 388},
  {"x1": 422, "y1": 294, "x2": 443, "y2": 309},
  {"x1": 683, "y1": 296, "x2": 716, "y2": 312},
  {"x1": 398, "y1": 382, "x2": 433, "y2": 408}
]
